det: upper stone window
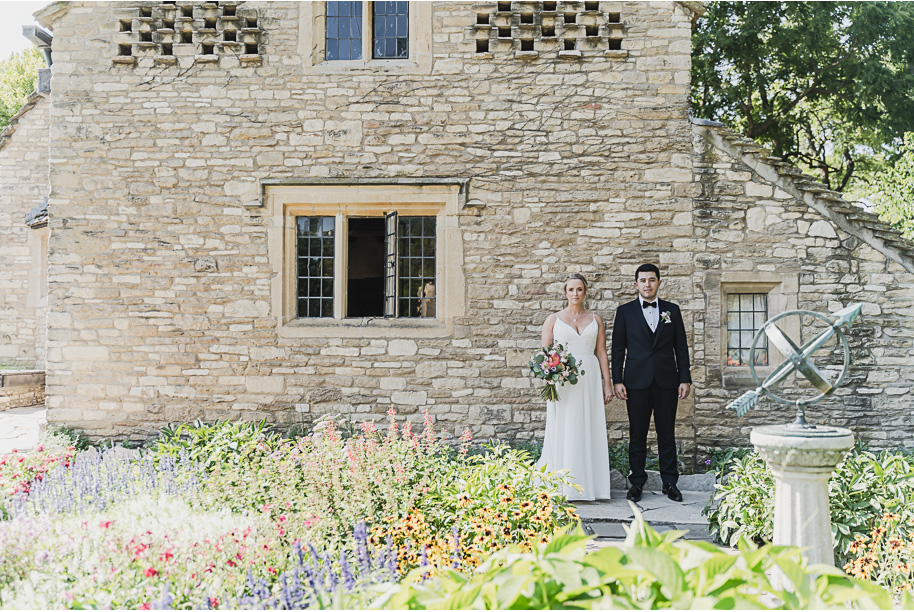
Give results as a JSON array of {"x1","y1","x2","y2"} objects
[
  {"x1": 300, "y1": 2, "x2": 432, "y2": 73},
  {"x1": 324, "y1": 1, "x2": 410, "y2": 62}
]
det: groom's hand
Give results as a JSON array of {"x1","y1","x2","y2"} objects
[
  {"x1": 678, "y1": 383, "x2": 691, "y2": 400},
  {"x1": 614, "y1": 383, "x2": 627, "y2": 401}
]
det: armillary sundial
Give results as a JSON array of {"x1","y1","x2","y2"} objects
[{"x1": 727, "y1": 303, "x2": 863, "y2": 432}]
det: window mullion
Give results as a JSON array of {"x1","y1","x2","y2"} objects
[
  {"x1": 334, "y1": 213, "x2": 346, "y2": 319},
  {"x1": 363, "y1": 1, "x2": 372, "y2": 62}
]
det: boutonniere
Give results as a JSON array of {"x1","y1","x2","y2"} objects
[{"x1": 660, "y1": 311, "x2": 672, "y2": 324}]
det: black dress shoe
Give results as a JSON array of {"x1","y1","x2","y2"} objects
[
  {"x1": 662, "y1": 483, "x2": 683, "y2": 502},
  {"x1": 626, "y1": 485, "x2": 643, "y2": 502}
]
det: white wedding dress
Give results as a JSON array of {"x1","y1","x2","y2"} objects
[{"x1": 536, "y1": 315, "x2": 612, "y2": 501}]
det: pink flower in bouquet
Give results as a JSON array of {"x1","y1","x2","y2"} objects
[{"x1": 546, "y1": 353, "x2": 561, "y2": 369}]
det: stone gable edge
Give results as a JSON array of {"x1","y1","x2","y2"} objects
[
  {"x1": 0, "y1": 92, "x2": 46, "y2": 154},
  {"x1": 694, "y1": 121, "x2": 914, "y2": 274}
]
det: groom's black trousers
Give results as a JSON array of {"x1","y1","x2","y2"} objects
[{"x1": 626, "y1": 382, "x2": 679, "y2": 488}]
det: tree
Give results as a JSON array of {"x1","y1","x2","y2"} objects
[
  {"x1": 870, "y1": 133, "x2": 914, "y2": 240},
  {"x1": 692, "y1": 2, "x2": 914, "y2": 193},
  {"x1": 0, "y1": 46, "x2": 44, "y2": 129}
]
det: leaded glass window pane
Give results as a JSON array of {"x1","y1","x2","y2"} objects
[
  {"x1": 397, "y1": 216, "x2": 435, "y2": 318},
  {"x1": 326, "y1": 1, "x2": 363, "y2": 60},
  {"x1": 297, "y1": 216, "x2": 335, "y2": 318},
  {"x1": 726, "y1": 292, "x2": 768, "y2": 366},
  {"x1": 373, "y1": 0, "x2": 408, "y2": 59}
]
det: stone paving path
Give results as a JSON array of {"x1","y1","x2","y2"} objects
[
  {"x1": 576, "y1": 487, "x2": 721, "y2": 551},
  {"x1": 0, "y1": 405, "x2": 46, "y2": 454}
]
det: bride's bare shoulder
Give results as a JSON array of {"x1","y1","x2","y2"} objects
[{"x1": 543, "y1": 312, "x2": 560, "y2": 326}]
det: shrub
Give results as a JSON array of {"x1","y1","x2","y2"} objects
[
  {"x1": 375, "y1": 518, "x2": 894, "y2": 610},
  {"x1": 705, "y1": 445, "x2": 914, "y2": 567},
  {"x1": 151, "y1": 418, "x2": 283, "y2": 469}
]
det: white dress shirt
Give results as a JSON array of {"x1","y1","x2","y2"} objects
[{"x1": 639, "y1": 295, "x2": 659, "y2": 332}]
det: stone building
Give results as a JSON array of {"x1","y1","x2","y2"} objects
[{"x1": 1, "y1": 1, "x2": 912, "y2": 447}]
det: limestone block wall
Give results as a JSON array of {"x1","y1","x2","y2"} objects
[
  {"x1": 43, "y1": 1, "x2": 701, "y2": 440},
  {"x1": 0, "y1": 370, "x2": 46, "y2": 411},
  {"x1": 0, "y1": 94, "x2": 49, "y2": 368},
  {"x1": 691, "y1": 124, "x2": 914, "y2": 450}
]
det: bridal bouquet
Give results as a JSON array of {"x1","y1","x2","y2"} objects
[{"x1": 529, "y1": 343, "x2": 584, "y2": 402}]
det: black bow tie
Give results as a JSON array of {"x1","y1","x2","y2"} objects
[{"x1": 642, "y1": 301, "x2": 657, "y2": 309}]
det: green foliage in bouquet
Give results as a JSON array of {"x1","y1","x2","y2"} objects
[{"x1": 529, "y1": 343, "x2": 584, "y2": 402}]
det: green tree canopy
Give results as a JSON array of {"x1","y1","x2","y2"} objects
[
  {"x1": 692, "y1": 1, "x2": 914, "y2": 193},
  {"x1": 0, "y1": 46, "x2": 44, "y2": 129},
  {"x1": 871, "y1": 133, "x2": 914, "y2": 240}
]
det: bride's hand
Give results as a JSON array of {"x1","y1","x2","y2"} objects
[{"x1": 603, "y1": 385, "x2": 614, "y2": 403}]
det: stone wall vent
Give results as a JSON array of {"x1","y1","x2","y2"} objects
[
  {"x1": 471, "y1": 1, "x2": 626, "y2": 60},
  {"x1": 113, "y1": 2, "x2": 261, "y2": 67}
]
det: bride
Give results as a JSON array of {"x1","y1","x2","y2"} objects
[{"x1": 536, "y1": 274, "x2": 613, "y2": 501}]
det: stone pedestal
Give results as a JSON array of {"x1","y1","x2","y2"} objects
[{"x1": 750, "y1": 425, "x2": 854, "y2": 567}]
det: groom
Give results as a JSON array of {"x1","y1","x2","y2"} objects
[{"x1": 611, "y1": 263, "x2": 691, "y2": 503}]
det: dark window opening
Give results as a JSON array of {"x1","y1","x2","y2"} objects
[
  {"x1": 120, "y1": 20, "x2": 132, "y2": 32},
  {"x1": 181, "y1": 30, "x2": 193, "y2": 43},
  {"x1": 347, "y1": 218, "x2": 385, "y2": 317},
  {"x1": 326, "y1": 0, "x2": 362, "y2": 60},
  {"x1": 564, "y1": 38, "x2": 576, "y2": 50},
  {"x1": 246, "y1": 16, "x2": 258, "y2": 28},
  {"x1": 476, "y1": 38, "x2": 489, "y2": 53},
  {"x1": 585, "y1": 1, "x2": 599, "y2": 11},
  {"x1": 520, "y1": 12, "x2": 533, "y2": 24},
  {"x1": 564, "y1": 12, "x2": 577, "y2": 23},
  {"x1": 202, "y1": 41, "x2": 215, "y2": 54},
  {"x1": 520, "y1": 38, "x2": 534, "y2": 51},
  {"x1": 373, "y1": 0, "x2": 409, "y2": 59},
  {"x1": 140, "y1": 31, "x2": 152, "y2": 42},
  {"x1": 607, "y1": 12, "x2": 621, "y2": 22},
  {"x1": 498, "y1": 26, "x2": 511, "y2": 37},
  {"x1": 244, "y1": 42, "x2": 258, "y2": 54},
  {"x1": 607, "y1": 38, "x2": 622, "y2": 50},
  {"x1": 476, "y1": 13, "x2": 489, "y2": 24},
  {"x1": 224, "y1": 29, "x2": 236, "y2": 42},
  {"x1": 541, "y1": 24, "x2": 555, "y2": 37},
  {"x1": 297, "y1": 216, "x2": 335, "y2": 319},
  {"x1": 161, "y1": 43, "x2": 173, "y2": 55},
  {"x1": 163, "y1": 19, "x2": 174, "y2": 30},
  {"x1": 223, "y1": 5, "x2": 236, "y2": 16},
  {"x1": 140, "y1": 6, "x2": 152, "y2": 17},
  {"x1": 497, "y1": 1, "x2": 511, "y2": 12},
  {"x1": 543, "y1": 1, "x2": 557, "y2": 11},
  {"x1": 205, "y1": 18, "x2": 217, "y2": 29},
  {"x1": 118, "y1": 44, "x2": 133, "y2": 56},
  {"x1": 586, "y1": 24, "x2": 598, "y2": 37},
  {"x1": 398, "y1": 217, "x2": 436, "y2": 319}
]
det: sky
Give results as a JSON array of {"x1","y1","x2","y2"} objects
[{"x1": 0, "y1": 1, "x2": 48, "y2": 61}]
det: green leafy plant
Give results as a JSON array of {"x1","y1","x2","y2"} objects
[
  {"x1": 151, "y1": 418, "x2": 282, "y2": 469},
  {"x1": 705, "y1": 445, "x2": 914, "y2": 567},
  {"x1": 374, "y1": 517, "x2": 894, "y2": 609}
]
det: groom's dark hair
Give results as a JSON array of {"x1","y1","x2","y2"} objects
[{"x1": 635, "y1": 263, "x2": 660, "y2": 280}]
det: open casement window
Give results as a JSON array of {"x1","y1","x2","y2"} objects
[
  {"x1": 267, "y1": 181, "x2": 465, "y2": 338},
  {"x1": 295, "y1": 213, "x2": 436, "y2": 320}
]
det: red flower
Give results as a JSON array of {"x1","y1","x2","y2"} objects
[
  {"x1": 159, "y1": 550, "x2": 173, "y2": 562},
  {"x1": 268, "y1": 566, "x2": 278, "y2": 574},
  {"x1": 139, "y1": 604, "x2": 151, "y2": 610},
  {"x1": 99, "y1": 521, "x2": 112, "y2": 529},
  {"x1": 209, "y1": 597, "x2": 219, "y2": 608},
  {"x1": 144, "y1": 567, "x2": 158, "y2": 577}
]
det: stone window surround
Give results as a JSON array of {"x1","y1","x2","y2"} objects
[
  {"x1": 298, "y1": 1, "x2": 433, "y2": 74},
  {"x1": 264, "y1": 180, "x2": 466, "y2": 339},
  {"x1": 27, "y1": 226, "x2": 49, "y2": 310},
  {"x1": 713, "y1": 272, "x2": 799, "y2": 388}
]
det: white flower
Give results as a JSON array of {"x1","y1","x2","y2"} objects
[{"x1": 660, "y1": 311, "x2": 672, "y2": 324}]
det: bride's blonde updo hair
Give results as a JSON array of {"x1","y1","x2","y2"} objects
[{"x1": 562, "y1": 273, "x2": 589, "y2": 297}]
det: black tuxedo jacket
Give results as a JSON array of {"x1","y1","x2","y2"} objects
[{"x1": 611, "y1": 298, "x2": 691, "y2": 390}]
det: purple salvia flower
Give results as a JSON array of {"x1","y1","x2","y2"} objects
[{"x1": 340, "y1": 549, "x2": 356, "y2": 591}]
